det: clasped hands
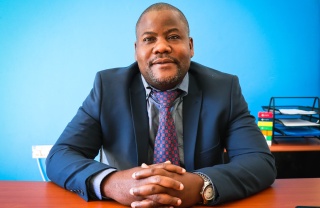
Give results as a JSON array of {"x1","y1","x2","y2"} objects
[{"x1": 101, "y1": 161, "x2": 203, "y2": 208}]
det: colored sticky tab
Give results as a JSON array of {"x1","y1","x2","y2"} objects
[
  {"x1": 258, "y1": 118, "x2": 273, "y2": 122},
  {"x1": 258, "y1": 112, "x2": 273, "y2": 118},
  {"x1": 258, "y1": 121, "x2": 273, "y2": 127},
  {"x1": 265, "y1": 130, "x2": 272, "y2": 136},
  {"x1": 264, "y1": 135, "x2": 272, "y2": 141},
  {"x1": 259, "y1": 126, "x2": 273, "y2": 131},
  {"x1": 261, "y1": 130, "x2": 272, "y2": 136},
  {"x1": 264, "y1": 136, "x2": 272, "y2": 146}
]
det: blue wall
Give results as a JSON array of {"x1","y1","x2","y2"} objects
[{"x1": 1, "y1": 0, "x2": 319, "y2": 180}]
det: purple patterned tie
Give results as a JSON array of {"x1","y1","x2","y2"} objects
[{"x1": 153, "y1": 90, "x2": 181, "y2": 166}]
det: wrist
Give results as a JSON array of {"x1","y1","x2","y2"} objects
[
  {"x1": 101, "y1": 171, "x2": 117, "y2": 199},
  {"x1": 194, "y1": 172, "x2": 216, "y2": 204},
  {"x1": 193, "y1": 173, "x2": 204, "y2": 204}
]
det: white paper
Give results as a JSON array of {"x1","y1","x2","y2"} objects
[
  {"x1": 279, "y1": 118, "x2": 320, "y2": 126},
  {"x1": 278, "y1": 109, "x2": 317, "y2": 115}
]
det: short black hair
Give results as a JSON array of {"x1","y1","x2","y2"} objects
[{"x1": 135, "y1": 2, "x2": 190, "y2": 37}]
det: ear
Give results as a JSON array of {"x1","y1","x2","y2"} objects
[
  {"x1": 134, "y1": 42, "x2": 138, "y2": 61},
  {"x1": 189, "y1": 37, "x2": 194, "y2": 58}
]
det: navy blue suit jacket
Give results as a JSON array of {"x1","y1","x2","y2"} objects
[{"x1": 46, "y1": 61, "x2": 276, "y2": 204}]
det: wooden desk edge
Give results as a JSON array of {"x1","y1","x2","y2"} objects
[{"x1": 270, "y1": 137, "x2": 320, "y2": 152}]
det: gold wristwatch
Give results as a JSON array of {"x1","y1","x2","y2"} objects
[{"x1": 195, "y1": 172, "x2": 215, "y2": 204}]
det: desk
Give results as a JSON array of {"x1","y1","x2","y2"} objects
[
  {"x1": 270, "y1": 137, "x2": 320, "y2": 152},
  {"x1": 0, "y1": 179, "x2": 319, "y2": 208},
  {"x1": 269, "y1": 137, "x2": 320, "y2": 178}
]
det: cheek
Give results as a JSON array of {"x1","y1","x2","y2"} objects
[
  {"x1": 136, "y1": 51, "x2": 149, "y2": 72},
  {"x1": 136, "y1": 55, "x2": 147, "y2": 70},
  {"x1": 136, "y1": 45, "x2": 151, "y2": 59},
  {"x1": 177, "y1": 46, "x2": 192, "y2": 58},
  {"x1": 178, "y1": 51, "x2": 192, "y2": 64},
  {"x1": 136, "y1": 50, "x2": 149, "y2": 65}
]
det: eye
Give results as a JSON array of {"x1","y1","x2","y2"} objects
[
  {"x1": 143, "y1": 37, "x2": 156, "y2": 43},
  {"x1": 168, "y1": 35, "x2": 180, "y2": 40}
]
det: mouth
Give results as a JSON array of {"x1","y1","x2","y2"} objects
[{"x1": 151, "y1": 58, "x2": 176, "y2": 65}]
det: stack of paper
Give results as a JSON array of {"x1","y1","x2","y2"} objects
[
  {"x1": 278, "y1": 109, "x2": 317, "y2": 115},
  {"x1": 278, "y1": 119, "x2": 320, "y2": 127}
]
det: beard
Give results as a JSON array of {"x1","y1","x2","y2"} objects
[
  {"x1": 147, "y1": 67, "x2": 183, "y2": 88},
  {"x1": 144, "y1": 55, "x2": 186, "y2": 89}
]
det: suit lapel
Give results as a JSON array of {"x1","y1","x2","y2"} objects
[
  {"x1": 183, "y1": 74, "x2": 202, "y2": 171},
  {"x1": 129, "y1": 74, "x2": 149, "y2": 166}
]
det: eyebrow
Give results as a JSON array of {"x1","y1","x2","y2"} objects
[{"x1": 140, "y1": 28, "x2": 181, "y2": 37}]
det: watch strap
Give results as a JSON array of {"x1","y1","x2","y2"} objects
[{"x1": 194, "y1": 172, "x2": 215, "y2": 204}]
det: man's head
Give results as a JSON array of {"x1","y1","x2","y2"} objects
[{"x1": 135, "y1": 3, "x2": 194, "y2": 91}]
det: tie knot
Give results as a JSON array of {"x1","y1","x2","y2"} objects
[{"x1": 153, "y1": 90, "x2": 181, "y2": 108}]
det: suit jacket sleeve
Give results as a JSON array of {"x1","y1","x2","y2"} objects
[
  {"x1": 198, "y1": 75, "x2": 276, "y2": 205},
  {"x1": 46, "y1": 72, "x2": 112, "y2": 201}
]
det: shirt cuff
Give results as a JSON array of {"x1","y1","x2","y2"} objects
[{"x1": 90, "y1": 168, "x2": 117, "y2": 200}]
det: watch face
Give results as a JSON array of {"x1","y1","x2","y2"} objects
[{"x1": 204, "y1": 186, "x2": 214, "y2": 200}]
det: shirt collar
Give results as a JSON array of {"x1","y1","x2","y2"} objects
[{"x1": 141, "y1": 73, "x2": 189, "y2": 100}]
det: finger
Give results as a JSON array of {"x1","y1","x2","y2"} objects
[
  {"x1": 141, "y1": 163, "x2": 149, "y2": 168},
  {"x1": 131, "y1": 194, "x2": 181, "y2": 208},
  {"x1": 133, "y1": 164, "x2": 185, "y2": 179},
  {"x1": 131, "y1": 199, "x2": 160, "y2": 208},
  {"x1": 143, "y1": 161, "x2": 171, "y2": 168},
  {"x1": 129, "y1": 184, "x2": 166, "y2": 196},
  {"x1": 149, "y1": 175, "x2": 184, "y2": 190},
  {"x1": 146, "y1": 193, "x2": 182, "y2": 207},
  {"x1": 131, "y1": 199, "x2": 174, "y2": 208},
  {"x1": 140, "y1": 162, "x2": 168, "y2": 169},
  {"x1": 146, "y1": 162, "x2": 186, "y2": 174},
  {"x1": 131, "y1": 199, "x2": 173, "y2": 208},
  {"x1": 131, "y1": 176, "x2": 183, "y2": 192},
  {"x1": 154, "y1": 162, "x2": 186, "y2": 174}
]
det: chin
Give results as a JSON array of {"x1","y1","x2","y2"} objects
[
  {"x1": 152, "y1": 67, "x2": 179, "y2": 78},
  {"x1": 154, "y1": 75, "x2": 181, "y2": 87},
  {"x1": 146, "y1": 66, "x2": 183, "y2": 89}
]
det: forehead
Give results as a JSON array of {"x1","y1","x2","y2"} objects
[{"x1": 136, "y1": 10, "x2": 188, "y2": 36}]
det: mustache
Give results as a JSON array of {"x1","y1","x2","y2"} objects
[{"x1": 148, "y1": 55, "x2": 179, "y2": 67}]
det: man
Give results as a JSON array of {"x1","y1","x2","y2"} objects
[{"x1": 46, "y1": 3, "x2": 276, "y2": 208}]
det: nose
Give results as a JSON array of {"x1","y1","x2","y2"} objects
[{"x1": 153, "y1": 38, "x2": 172, "y2": 54}]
